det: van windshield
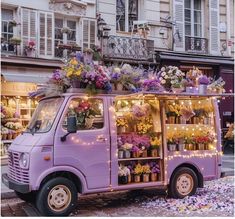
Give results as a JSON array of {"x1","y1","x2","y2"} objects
[{"x1": 26, "y1": 97, "x2": 64, "y2": 133}]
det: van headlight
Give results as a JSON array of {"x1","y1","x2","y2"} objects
[{"x1": 19, "y1": 153, "x2": 29, "y2": 169}]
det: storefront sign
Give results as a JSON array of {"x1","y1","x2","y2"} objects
[
  {"x1": 1, "y1": 81, "x2": 37, "y2": 96},
  {"x1": 223, "y1": 112, "x2": 232, "y2": 116}
]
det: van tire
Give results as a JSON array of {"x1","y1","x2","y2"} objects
[
  {"x1": 15, "y1": 191, "x2": 36, "y2": 203},
  {"x1": 169, "y1": 167, "x2": 198, "y2": 199},
  {"x1": 36, "y1": 177, "x2": 78, "y2": 216}
]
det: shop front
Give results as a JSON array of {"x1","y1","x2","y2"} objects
[{"x1": 156, "y1": 51, "x2": 234, "y2": 132}]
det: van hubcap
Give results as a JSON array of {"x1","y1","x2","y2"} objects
[
  {"x1": 48, "y1": 185, "x2": 71, "y2": 212},
  {"x1": 176, "y1": 173, "x2": 194, "y2": 196}
]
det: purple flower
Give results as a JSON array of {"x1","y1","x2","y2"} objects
[
  {"x1": 198, "y1": 76, "x2": 210, "y2": 85},
  {"x1": 131, "y1": 145, "x2": 140, "y2": 152}
]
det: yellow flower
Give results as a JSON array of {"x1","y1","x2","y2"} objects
[
  {"x1": 69, "y1": 58, "x2": 78, "y2": 66},
  {"x1": 66, "y1": 69, "x2": 73, "y2": 77}
]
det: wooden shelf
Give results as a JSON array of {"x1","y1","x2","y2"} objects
[{"x1": 118, "y1": 157, "x2": 161, "y2": 161}]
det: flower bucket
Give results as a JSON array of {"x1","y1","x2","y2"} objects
[
  {"x1": 128, "y1": 174, "x2": 132, "y2": 183},
  {"x1": 2, "y1": 134, "x2": 7, "y2": 140},
  {"x1": 168, "y1": 144, "x2": 176, "y2": 151},
  {"x1": 118, "y1": 150, "x2": 124, "y2": 159},
  {"x1": 116, "y1": 83, "x2": 123, "y2": 91},
  {"x1": 7, "y1": 134, "x2": 13, "y2": 140},
  {"x1": 132, "y1": 151, "x2": 140, "y2": 158},
  {"x1": 117, "y1": 126, "x2": 126, "y2": 133},
  {"x1": 141, "y1": 150, "x2": 148, "y2": 158},
  {"x1": 118, "y1": 175, "x2": 128, "y2": 184},
  {"x1": 180, "y1": 116, "x2": 187, "y2": 124},
  {"x1": 143, "y1": 174, "x2": 150, "y2": 182},
  {"x1": 151, "y1": 149, "x2": 158, "y2": 157},
  {"x1": 193, "y1": 117, "x2": 200, "y2": 124},
  {"x1": 185, "y1": 143, "x2": 195, "y2": 151},
  {"x1": 151, "y1": 173, "x2": 157, "y2": 182},
  {"x1": 178, "y1": 143, "x2": 185, "y2": 151},
  {"x1": 134, "y1": 175, "x2": 141, "y2": 183},
  {"x1": 124, "y1": 150, "x2": 131, "y2": 159},
  {"x1": 186, "y1": 87, "x2": 196, "y2": 93},
  {"x1": 197, "y1": 143, "x2": 205, "y2": 150},
  {"x1": 168, "y1": 116, "x2": 175, "y2": 124},
  {"x1": 198, "y1": 84, "x2": 207, "y2": 94},
  {"x1": 71, "y1": 79, "x2": 81, "y2": 88},
  {"x1": 85, "y1": 117, "x2": 94, "y2": 129}
]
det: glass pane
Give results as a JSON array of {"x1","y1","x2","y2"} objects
[
  {"x1": 55, "y1": 28, "x2": 63, "y2": 40},
  {"x1": 185, "y1": 23, "x2": 191, "y2": 36},
  {"x1": 128, "y1": 0, "x2": 138, "y2": 32},
  {"x1": 116, "y1": 0, "x2": 125, "y2": 31},
  {"x1": 185, "y1": 9, "x2": 191, "y2": 22},
  {"x1": 1, "y1": 9, "x2": 13, "y2": 20},
  {"x1": 68, "y1": 30, "x2": 76, "y2": 41},
  {"x1": 8, "y1": 23, "x2": 13, "y2": 33},
  {"x1": 185, "y1": 0, "x2": 191, "y2": 9},
  {"x1": 194, "y1": 11, "x2": 201, "y2": 24},
  {"x1": 63, "y1": 98, "x2": 104, "y2": 130},
  {"x1": 2, "y1": 21, "x2": 8, "y2": 32},
  {"x1": 194, "y1": 0, "x2": 201, "y2": 10},
  {"x1": 67, "y1": 20, "x2": 76, "y2": 30},
  {"x1": 194, "y1": 24, "x2": 201, "y2": 37},
  {"x1": 55, "y1": 18, "x2": 63, "y2": 28}
]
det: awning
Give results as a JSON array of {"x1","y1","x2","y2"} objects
[
  {"x1": 1, "y1": 67, "x2": 52, "y2": 83},
  {"x1": 157, "y1": 51, "x2": 234, "y2": 65}
]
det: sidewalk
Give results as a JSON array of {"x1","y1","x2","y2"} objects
[{"x1": 1, "y1": 154, "x2": 234, "y2": 199}]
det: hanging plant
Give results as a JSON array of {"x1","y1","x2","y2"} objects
[{"x1": 61, "y1": 27, "x2": 72, "y2": 34}]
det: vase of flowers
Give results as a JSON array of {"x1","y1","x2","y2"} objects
[
  {"x1": 142, "y1": 164, "x2": 151, "y2": 182},
  {"x1": 132, "y1": 145, "x2": 140, "y2": 158},
  {"x1": 150, "y1": 136, "x2": 161, "y2": 157},
  {"x1": 166, "y1": 112, "x2": 177, "y2": 124},
  {"x1": 25, "y1": 41, "x2": 36, "y2": 57},
  {"x1": 122, "y1": 143, "x2": 133, "y2": 159},
  {"x1": 134, "y1": 164, "x2": 143, "y2": 183},
  {"x1": 116, "y1": 118, "x2": 128, "y2": 133},
  {"x1": 171, "y1": 82, "x2": 184, "y2": 93},
  {"x1": 198, "y1": 76, "x2": 210, "y2": 94},
  {"x1": 178, "y1": 139, "x2": 185, "y2": 151},
  {"x1": 118, "y1": 165, "x2": 130, "y2": 184},
  {"x1": 167, "y1": 138, "x2": 177, "y2": 151},
  {"x1": 118, "y1": 149, "x2": 124, "y2": 159},
  {"x1": 141, "y1": 146, "x2": 148, "y2": 158}
]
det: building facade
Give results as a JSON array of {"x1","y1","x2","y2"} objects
[{"x1": 1, "y1": 0, "x2": 234, "y2": 160}]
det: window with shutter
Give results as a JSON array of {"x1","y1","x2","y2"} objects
[
  {"x1": 21, "y1": 8, "x2": 37, "y2": 55},
  {"x1": 83, "y1": 19, "x2": 96, "y2": 50},
  {"x1": 39, "y1": 12, "x2": 53, "y2": 58},
  {"x1": 173, "y1": 0, "x2": 185, "y2": 51},
  {"x1": 209, "y1": 0, "x2": 219, "y2": 55}
]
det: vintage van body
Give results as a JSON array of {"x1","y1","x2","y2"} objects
[{"x1": 2, "y1": 91, "x2": 223, "y2": 216}]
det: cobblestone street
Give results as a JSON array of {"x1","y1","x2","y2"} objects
[{"x1": 1, "y1": 176, "x2": 234, "y2": 217}]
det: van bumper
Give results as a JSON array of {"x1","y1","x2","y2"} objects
[{"x1": 2, "y1": 173, "x2": 30, "y2": 194}]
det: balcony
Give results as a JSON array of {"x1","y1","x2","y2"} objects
[
  {"x1": 102, "y1": 35, "x2": 154, "y2": 63},
  {"x1": 185, "y1": 36, "x2": 208, "y2": 54}
]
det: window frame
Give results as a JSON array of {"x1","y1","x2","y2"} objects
[
  {"x1": 62, "y1": 97, "x2": 106, "y2": 132},
  {"x1": 184, "y1": 0, "x2": 204, "y2": 38},
  {"x1": 116, "y1": 0, "x2": 139, "y2": 33},
  {"x1": 1, "y1": 8, "x2": 15, "y2": 53}
]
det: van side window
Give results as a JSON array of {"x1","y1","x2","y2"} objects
[{"x1": 63, "y1": 98, "x2": 104, "y2": 130}]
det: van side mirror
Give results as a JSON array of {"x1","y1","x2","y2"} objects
[{"x1": 61, "y1": 116, "x2": 77, "y2": 142}]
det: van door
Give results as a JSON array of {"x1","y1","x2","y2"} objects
[{"x1": 54, "y1": 96, "x2": 110, "y2": 189}]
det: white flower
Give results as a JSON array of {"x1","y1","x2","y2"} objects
[
  {"x1": 164, "y1": 75, "x2": 169, "y2": 79},
  {"x1": 161, "y1": 72, "x2": 166, "y2": 76},
  {"x1": 162, "y1": 79, "x2": 166, "y2": 84},
  {"x1": 176, "y1": 72, "x2": 180, "y2": 76},
  {"x1": 159, "y1": 77, "x2": 163, "y2": 81},
  {"x1": 171, "y1": 80, "x2": 175, "y2": 84},
  {"x1": 161, "y1": 67, "x2": 166, "y2": 71}
]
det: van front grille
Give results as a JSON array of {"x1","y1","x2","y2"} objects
[{"x1": 8, "y1": 151, "x2": 29, "y2": 184}]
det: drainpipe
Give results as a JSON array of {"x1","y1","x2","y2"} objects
[{"x1": 226, "y1": 0, "x2": 231, "y2": 56}]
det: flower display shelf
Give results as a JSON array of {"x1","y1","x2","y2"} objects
[{"x1": 118, "y1": 157, "x2": 161, "y2": 161}]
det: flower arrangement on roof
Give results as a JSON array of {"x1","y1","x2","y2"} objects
[
  {"x1": 186, "y1": 66, "x2": 202, "y2": 84},
  {"x1": 157, "y1": 66, "x2": 185, "y2": 91},
  {"x1": 207, "y1": 77, "x2": 226, "y2": 94},
  {"x1": 198, "y1": 75, "x2": 210, "y2": 85},
  {"x1": 142, "y1": 79, "x2": 165, "y2": 92}
]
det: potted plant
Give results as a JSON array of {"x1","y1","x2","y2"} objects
[
  {"x1": 178, "y1": 138, "x2": 185, "y2": 151},
  {"x1": 1, "y1": 127, "x2": 8, "y2": 140},
  {"x1": 133, "y1": 163, "x2": 143, "y2": 183},
  {"x1": 116, "y1": 118, "x2": 128, "y2": 133},
  {"x1": 25, "y1": 41, "x2": 36, "y2": 57},
  {"x1": 182, "y1": 79, "x2": 196, "y2": 93},
  {"x1": 122, "y1": 143, "x2": 132, "y2": 158},
  {"x1": 118, "y1": 165, "x2": 130, "y2": 184},
  {"x1": 171, "y1": 82, "x2": 184, "y2": 93},
  {"x1": 140, "y1": 145, "x2": 148, "y2": 158},
  {"x1": 167, "y1": 137, "x2": 177, "y2": 151},
  {"x1": 193, "y1": 109, "x2": 204, "y2": 124},
  {"x1": 185, "y1": 137, "x2": 196, "y2": 150},
  {"x1": 131, "y1": 145, "x2": 140, "y2": 158},
  {"x1": 198, "y1": 76, "x2": 210, "y2": 94},
  {"x1": 61, "y1": 27, "x2": 72, "y2": 34},
  {"x1": 166, "y1": 111, "x2": 177, "y2": 124},
  {"x1": 9, "y1": 37, "x2": 21, "y2": 45},
  {"x1": 142, "y1": 164, "x2": 151, "y2": 182},
  {"x1": 149, "y1": 162, "x2": 160, "y2": 182},
  {"x1": 150, "y1": 136, "x2": 161, "y2": 157}
]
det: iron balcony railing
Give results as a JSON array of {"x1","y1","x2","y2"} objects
[
  {"x1": 185, "y1": 36, "x2": 208, "y2": 54},
  {"x1": 102, "y1": 35, "x2": 154, "y2": 62}
]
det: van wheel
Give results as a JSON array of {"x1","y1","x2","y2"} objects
[
  {"x1": 169, "y1": 167, "x2": 198, "y2": 199},
  {"x1": 15, "y1": 191, "x2": 36, "y2": 203},
  {"x1": 36, "y1": 177, "x2": 78, "y2": 216}
]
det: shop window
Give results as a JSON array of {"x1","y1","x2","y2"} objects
[
  {"x1": 184, "y1": 0, "x2": 202, "y2": 37},
  {"x1": 1, "y1": 8, "x2": 14, "y2": 53},
  {"x1": 116, "y1": 0, "x2": 138, "y2": 32},
  {"x1": 55, "y1": 18, "x2": 78, "y2": 58},
  {"x1": 83, "y1": 19, "x2": 96, "y2": 50},
  {"x1": 63, "y1": 98, "x2": 104, "y2": 130}
]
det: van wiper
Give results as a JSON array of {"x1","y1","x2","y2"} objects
[{"x1": 24, "y1": 126, "x2": 34, "y2": 135}]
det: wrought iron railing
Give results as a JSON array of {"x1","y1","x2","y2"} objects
[
  {"x1": 102, "y1": 35, "x2": 154, "y2": 61},
  {"x1": 185, "y1": 36, "x2": 208, "y2": 54}
]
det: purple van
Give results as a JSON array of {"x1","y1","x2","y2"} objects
[{"x1": 2, "y1": 92, "x2": 222, "y2": 216}]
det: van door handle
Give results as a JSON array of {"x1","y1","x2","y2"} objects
[{"x1": 96, "y1": 136, "x2": 106, "y2": 142}]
